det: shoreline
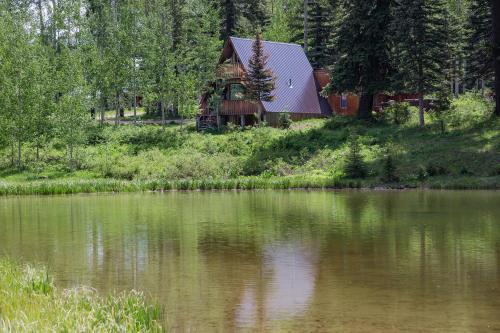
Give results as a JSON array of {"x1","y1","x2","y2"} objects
[{"x1": 1, "y1": 175, "x2": 498, "y2": 196}]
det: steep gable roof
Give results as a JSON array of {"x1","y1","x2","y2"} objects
[{"x1": 229, "y1": 37, "x2": 328, "y2": 115}]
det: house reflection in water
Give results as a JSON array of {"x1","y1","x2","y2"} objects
[{"x1": 236, "y1": 243, "x2": 318, "y2": 329}]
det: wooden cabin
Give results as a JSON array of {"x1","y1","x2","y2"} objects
[
  {"x1": 198, "y1": 37, "x2": 421, "y2": 129},
  {"x1": 199, "y1": 37, "x2": 332, "y2": 129}
]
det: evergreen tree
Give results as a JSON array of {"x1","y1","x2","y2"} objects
[
  {"x1": 246, "y1": 30, "x2": 276, "y2": 122},
  {"x1": 305, "y1": 0, "x2": 335, "y2": 68},
  {"x1": 344, "y1": 135, "x2": 366, "y2": 179},
  {"x1": 492, "y1": 0, "x2": 500, "y2": 116},
  {"x1": 391, "y1": 0, "x2": 453, "y2": 126},
  {"x1": 465, "y1": 0, "x2": 493, "y2": 89},
  {"x1": 287, "y1": 0, "x2": 309, "y2": 45},
  {"x1": 183, "y1": 0, "x2": 222, "y2": 92},
  {"x1": 240, "y1": 0, "x2": 269, "y2": 30},
  {"x1": 220, "y1": 0, "x2": 237, "y2": 39},
  {"x1": 171, "y1": 0, "x2": 186, "y2": 52},
  {"x1": 330, "y1": 0, "x2": 392, "y2": 119}
]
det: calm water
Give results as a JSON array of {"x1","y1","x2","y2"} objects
[{"x1": 1, "y1": 190, "x2": 500, "y2": 332}]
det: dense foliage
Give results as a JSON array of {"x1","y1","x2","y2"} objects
[
  {"x1": 0, "y1": 0, "x2": 498, "y2": 180},
  {"x1": 0, "y1": 94, "x2": 497, "y2": 192}
]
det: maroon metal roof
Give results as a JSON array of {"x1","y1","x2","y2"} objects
[{"x1": 230, "y1": 37, "x2": 328, "y2": 115}]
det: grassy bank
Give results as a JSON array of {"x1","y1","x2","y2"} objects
[
  {"x1": 1, "y1": 94, "x2": 499, "y2": 194},
  {"x1": 1, "y1": 174, "x2": 499, "y2": 196},
  {"x1": 0, "y1": 259, "x2": 163, "y2": 332}
]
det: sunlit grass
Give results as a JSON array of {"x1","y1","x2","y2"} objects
[{"x1": 0, "y1": 259, "x2": 163, "y2": 332}]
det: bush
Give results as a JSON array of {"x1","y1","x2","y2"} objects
[
  {"x1": 163, "y1": 150, "x2": 242, "y2": 179},
  {"x1": 278, "y1": 113, "x2": 292, "y2": 129},
  {"x1": 448, "y1": 93, "x2": 494, "y2": 128},
  {"x1": 383, "y1": 102, "x2": 412, "y2": 125},
  {"x1": 430, "y1": 88, "x2": 453, "y2": 133}
]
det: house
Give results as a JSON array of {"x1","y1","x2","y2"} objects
[
  {"x1": 199, "y1": 37, "x2": 336, "y2": 128},
  {"x1": 198, "y1": 37, "x2": 417, "y2": 129}
]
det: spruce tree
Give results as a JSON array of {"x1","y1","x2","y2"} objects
[
  {"x1": 239, "y1": 0, "x2": 269, "y2": 30},
  {"x1": 465, "y1": 0, "x2": 493, "y2": 89},
  {"x1": 330, "y1": 0, "x2": 392, "y2": 119},
  {"x1": 391, "y1": 0, "x2": 453, "y2": 126},
  {"x1": 344, "y1": 135, "x2": 366, "y2": 179},
  {"x1": 246, "y1": 30, "x2": 276, "y2": 122},
  {"x1": 305, "y1": 0, "x2": 335, "y2": 68},
  {"x1": 492, "y1": 0, "x2": 500, "y2": 116},
  {"x1": 220, "y1": 0, "x2": 237, "y2": 39}
]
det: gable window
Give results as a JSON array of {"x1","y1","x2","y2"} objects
[
  {"x1": 230, "y1": 84, "x2": 246, "y2": 101},
  {"x1": 341, "y1": 94, "x2": 348, "y2": 109}
]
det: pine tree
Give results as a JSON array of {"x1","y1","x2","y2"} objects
[
  {"x1": 344, "y1": 135, "x2": 366, "y2": 179},
  {"x1": 305, "y1": 0, "x2": 335, "y2": 69},
  {"x1": 171, "y1": 0, "x2": 186, "y2": 52},
  {"x1": 240, "y1": 0, "x2": 269, "y2": 30},
  {"x1": 492, "y1": 0, "x2": 500, "y2": 116},
  {"x1": 330, "y1": 0, "x2": 392, "y2": 119},
  {"x1": 391, "y1": 0, "x2": 453, "y2": 126},
  {"x1": 246, "y1": 30, "x2": 276, "y2": 122},
  {"x1": 220, "y1": 0, "x2": 237, "y2": 39},
  {"x1": 465, "y1": 0, "x2": 493, "y2": 90}
]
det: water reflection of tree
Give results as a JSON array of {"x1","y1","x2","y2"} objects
[{"x1": 1, "y1": 191, "x2": 500, "y2": 331}]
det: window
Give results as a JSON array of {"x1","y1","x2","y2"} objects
[
  {"x1": 230, "y1": 84, "x2": 246, "y2": 101},
  {"x1": 341, "y1": 94, "x2": 348, "y2": 109}
]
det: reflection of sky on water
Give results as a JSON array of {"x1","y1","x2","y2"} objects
[{"x1": 236, "y1": 243, "x2": 317, "y2": 328}]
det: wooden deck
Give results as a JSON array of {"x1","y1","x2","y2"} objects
[{"x1": 219, "y1": 100, "x2": 259, "y2": 115}]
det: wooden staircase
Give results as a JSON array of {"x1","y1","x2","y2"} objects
[{"x1": 196, "y1": 115, "x2": 218, "y2": 131}]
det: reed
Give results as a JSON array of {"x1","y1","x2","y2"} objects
[
  {"x1": 0, "y1": 259, "x2": 163, "y2": 332},
  {"x1": 1, "y1": 174, "x2": 497, "y2": 196},
  {"x1": 0, "y1": 175, "x2": 347, "y2": 196}
]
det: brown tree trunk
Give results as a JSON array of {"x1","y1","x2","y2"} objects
[
  {"x1": 100, "y1": 106, "x2": 105, "y2": 126},
  {"x1": 17, "y1": 140, "x2": 22, "y2": 168},
  {"x1": 160, "y1": 97, "x2": 166, "y2": 129},
  {"x1": 358, "y1": 93, "x2": 373, "y2": 119},
  {"x1": 493, "y1": 0, "x2": 500, "y2": 116},
  {"x1": 418, "y1": 93, "x2": 425, "y2": 126},
  {"x1": 11, "y1": 142, "x2": 15, "y2": 167},
  {"x1": 115, "y1": 93, "x2": 120, "y2": 126}
]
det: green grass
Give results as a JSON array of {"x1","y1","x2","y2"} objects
[
  {"x1": 0, "y1": 259, "x2": 163, "y2": 332},
  {"x1": 1, "y1": 94, "x2": 499, "y2": 194},
  {"x1": 1, "y1": 174, "x2": 498, "y2": 196}
]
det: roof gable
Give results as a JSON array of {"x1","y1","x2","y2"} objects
[{"x1": 229, "y1": 37, "x2": 325, "y2": 115}]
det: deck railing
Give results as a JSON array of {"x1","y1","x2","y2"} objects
[
  {"x1": 220, "y1": 100, "x2": 258, "y2": 115},
  {"x1": 216, "y1": 64, "x2": 246, "y2": 80}
]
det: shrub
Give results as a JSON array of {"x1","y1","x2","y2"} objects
[
  {"x1": 430, "y1": 88, "x2": 453, "y2": 133},
  {"x1": 426, "y1": 162, "x2": 449, "y2": 176},
  {"x1": 343, "y1": 135, "x2": 366, "y2": 178},
  {"x1": 278, "y1": 113, "x2": 292, "y2": 129},
  {"x1": 448, "y1": 93, "x2": 494, "y2": 128},
  {"x1": 383, "y1": 102, "x2": 412, "y2": 125},
  {"x1": 163, "y1": 151, "x2": 242, "y2": 179}
]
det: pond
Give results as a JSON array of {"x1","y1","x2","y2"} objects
[{"x1": 1, "y1": 190, "x2": 499, "y2": 332}]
